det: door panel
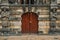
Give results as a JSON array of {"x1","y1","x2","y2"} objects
[
  {"x1": 29, "y1": 13, "x2": 38, "y2": 33},
  {"x1": 21, "y1": 12, "x2": 38, "y2": 33},
  {"x1": 22, "y1": 13, "x2": 29, "y2": 33}
]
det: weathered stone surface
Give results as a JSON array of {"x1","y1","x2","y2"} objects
[{"x1": 0, "y1": 35, "x2": 60, "y2": 40}]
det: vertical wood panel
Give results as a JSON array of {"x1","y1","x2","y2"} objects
[
  {"x1": 29, "y1": 12, "x2": 38, "y2": 33},
  {"x1": 21, "y1": 13, "x2": 29, "y2": 33}
]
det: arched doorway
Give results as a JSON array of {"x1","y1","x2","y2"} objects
[{"x1": 21, "y1": 12, "x2": 38, "y2": 33}]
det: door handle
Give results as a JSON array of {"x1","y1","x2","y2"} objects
[{"x1": 30, "y1": 21, "x2": 32, "y2": 23}]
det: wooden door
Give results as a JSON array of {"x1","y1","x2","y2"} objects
[{"x1": 21, "y1": 12, "x2": 38, "y2": 33}]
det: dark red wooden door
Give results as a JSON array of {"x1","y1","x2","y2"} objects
[{"x1": 21, "y1": 12, "x2": 38, "y2": 33}]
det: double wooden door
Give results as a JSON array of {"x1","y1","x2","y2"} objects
[{"x1": 21, "y1": 12, "x2": 38, "y2": 33}]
